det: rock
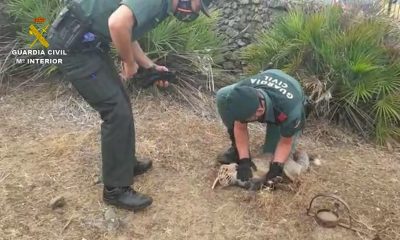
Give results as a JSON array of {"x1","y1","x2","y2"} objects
[
  {"x1": 269, "y1": 0, "x2": 288, "y2": 9},
  {"x1": 232, "y1": 2, "x2": 238, "y2": 9},
  {"x1": 230, "y1": 52, "x2": 240, "y2": 61},
  {"x1": 254, "y1": 15, "x2": 263, "y2": 22},
  {"x1": 104, "y1": 208, "x2": 120, "y2": 232},
  {"x1": 223, "y1": 62, "x2": 236, "y2": 70},
  {"x1": 224, "y1": 8, "x2": 232, "y2": 15},
  {"x1": 390, "y1": 178, "x2": 398, "y2": 183},
  {"x1": 240, "y1": 0, "x2": 250, "y2": 4},
  {"x1": 252, "y1": 0, "x2": 261, "y2": 3},
  {"x1": 49, "y1": 196, "x2": 65, "y2": 210},
  {"x1": 237, "y1": 39, "x2": 247, "y2": 47},
  {"x1": 240, "y1": 15, "x2": 247, "y2": 24},
  {"x1": 219, "y1": 25, "x2": 228, "y2": 32},
  {"x1": 312, "y1": 158, "x2": 322, "y2": 166},
  {"x1": 226, "y1": 28, "x2": 239, "y2": 38}
]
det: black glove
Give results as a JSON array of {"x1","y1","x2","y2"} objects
[
  {"x1": 236, "y1": 158, "x2": 254, "y2": 181},
  {"x1": 264, "y1": 162, "x2": 284, "y2": 189},
  {"x1": 134, "y1": 67, "x2": 176, "y2": 88}
]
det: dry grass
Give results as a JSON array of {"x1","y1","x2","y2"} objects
[{"x1": 0, "y1": 81, "x2": 399, "y2": 240}]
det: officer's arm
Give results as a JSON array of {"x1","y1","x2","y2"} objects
[
  {"x1": 272, "y1": 136, "x2": 293, "y2": 164},
  {"x1": 108, "y1": 5, "x2": 135, "y2": 65},
  {"x1": 273, "y1": 109, "x2": 305, "y2": 163},
  {"x1": 233, "y1": 121, "x2": 250, "y2": 159},
  {"x1": 131, "y1": 41, "x2": 154, "y2": 69}
]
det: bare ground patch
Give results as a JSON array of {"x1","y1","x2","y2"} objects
[{"x1": 0, "y1": 82, "x2": 399, "y2": 240}]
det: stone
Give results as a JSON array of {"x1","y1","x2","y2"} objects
[
  {"x1": 254, "y1": 15, "x2": 262, "y2": 22},
  {"x1": 252, "y1": 0, "x2": 261, "y2": 3},
  {"x1": 49, "y1": 196, "x2": 65, "y2": 210},
  {"x1": 239, "y1": 0, "x2": 250, "y2": 4},
  {"x1": 237, "y1": 39, "x2": 247, "y2": 47},
  {"x1": 104, "y1": 208, "x2": 120, "y2": 232},
  {"x1": 225, "y1": 8, "x2": 232, "y2": 15},
  {"x1": 232, "y1": 2, "x2": 238, "y2": 9},
  {"x1": 269, "y1": 0, "x2": 288, "y2": 9},
  {"x1": 226, "y1": 28, "x2": 239, "y2": 38},
  {"x1": 223, "y1": 61, "x2": 236, "y2": 69},
  {"x1": 240, "y1": 15, "x2": 247, "y2": 24},
  {"x1": 219, "y1": 25, "x2": 228, "y2": 31},
  {"x1": 230, "y1": 52, "x2": 240, "y2": 61}
]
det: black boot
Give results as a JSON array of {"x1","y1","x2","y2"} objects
[
  {"x1": 217, "y1": 146, "x2": 239, "y2": 164},
  {"x1": 133, "y1": 158, "x2": 153, "y2": 176},
  {"x1": 103, "y1": 186, "x2": 153, "y2": 211}
]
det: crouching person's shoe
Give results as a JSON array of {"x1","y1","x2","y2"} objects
[
  {"x1": 103, "y1": 186, "x2": 152, "y2": 211},
  {"x1": 133, "y1": 158, "x2": 153, "y2": 176},
  {"x1": 217, "y1": 146, "x2": 239, "y2": 164}
]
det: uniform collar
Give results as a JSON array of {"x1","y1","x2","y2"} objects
[{"x1": 258, "y1": 90, "x2": 275, "y2": 123}]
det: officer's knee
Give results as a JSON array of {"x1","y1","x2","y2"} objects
[
  {"x1": 99, "y1": 94, "x2": 132, "y2": 124},
  {"x1": 112, "y1": 101, "x2": 132, "y2": 123}
]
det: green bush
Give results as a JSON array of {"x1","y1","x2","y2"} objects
[
  {"x1": 135, "y1": 11, "x2": 225, "y2": 111},
  {"x1": 3, "y1": 0, "x2": 223, "y2": 82},
  {"x1": 2, "y1": 0, "x2": 62, "y2": 81},
  {"x1": 140, "y1": 11, "x2": 224, "y2": 65},
  {"x1": 241, "y1": 6, "x2": 400, "y2": 144},
  {"x1": 6, "y1": 0, "x2": 61, "y2": 47}
]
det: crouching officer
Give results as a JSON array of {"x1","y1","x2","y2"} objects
[
  {"x1": 47, "y1": 0, "x2": 213, "y2": 211},
  {"x1": 216, "y1": 69, "x2": 308, "y2": 189}
]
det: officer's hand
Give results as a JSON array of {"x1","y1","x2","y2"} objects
[
  {"x1": 120, "y1": 61, "x2": 138, "y2": 81},
  {"x1": 153, "y1": 65, "x2": 170, "y2": 88},
  {"x1": 236, "y1": 158, "x2": 254, "y2": 181},
  {"x1": 264, "y1": 162, "x2": 284, "y2": 189}
]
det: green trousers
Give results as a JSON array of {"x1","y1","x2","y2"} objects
[{"x1": 57, "y1": 49, "x2": 137, "y2": 187}]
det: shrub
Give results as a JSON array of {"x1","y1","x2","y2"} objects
[
  {"x1": 241, "y1": 6, "x2": 400, "y2": 144},
  {"x1": 2, "y1": 1, "x2": 224, "y2": 95},
  {"x1": 1, "y1": 0, "x2": 61, "y2": 83}
]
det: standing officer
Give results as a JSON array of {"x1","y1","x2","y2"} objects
[
  {"x1": 216, "y1": 69, "x2": 308, "y2": 189},
  {"x1": 47, "y1": 0, "x2": 213, "y2": 211}
]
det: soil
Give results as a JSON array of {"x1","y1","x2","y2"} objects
[{"x1": 0, "y1": 80, "x2": 399, "y2": 240}]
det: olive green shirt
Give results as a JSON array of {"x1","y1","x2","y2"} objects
[
  {"x1": 219, "y1": 69, "x2": 306, "y2": 137},
  {"x1": 75, "y1": 0, "x2": 172, "y2": 41}
]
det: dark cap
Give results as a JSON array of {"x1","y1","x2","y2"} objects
[{"x1": 216, "y1": 85, "x2": 260, "y2": 126}]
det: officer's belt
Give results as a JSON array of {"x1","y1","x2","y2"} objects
[{"x1": 50, "y1": 2, "x2": 110, "y2": 53}]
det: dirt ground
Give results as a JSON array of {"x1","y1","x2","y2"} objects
[{"x1": 0, "y1": 80, "x2": 399, "y2": 240}]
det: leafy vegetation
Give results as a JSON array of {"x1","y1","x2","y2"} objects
[
  {"x1": 1, "y1": 0, "x2": 61, "y2": 83},
  {"x1": 2, "y1": 0, "x2": 224, "y2": 101},
  {"x1": 241, "y1": 6, "x2": 400, "y2": 144}
]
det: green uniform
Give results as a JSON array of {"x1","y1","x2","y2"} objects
[
  {"x1": 216, "y1": 69, "x2": 306, "y2": 154},
  {"x1": 77, "y1": 0, "x2": 172, "y2": 41},
  {"x1": 48, "y1": 0, "x2": 172, "y2": 187}
]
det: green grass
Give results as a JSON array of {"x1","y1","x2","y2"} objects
[
  {"x1": 140, "y1": 10, "x2": 224, "y2": 64},
  {"x1": 241, "y1": 6, "x2": 400, "y2": 144}
]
